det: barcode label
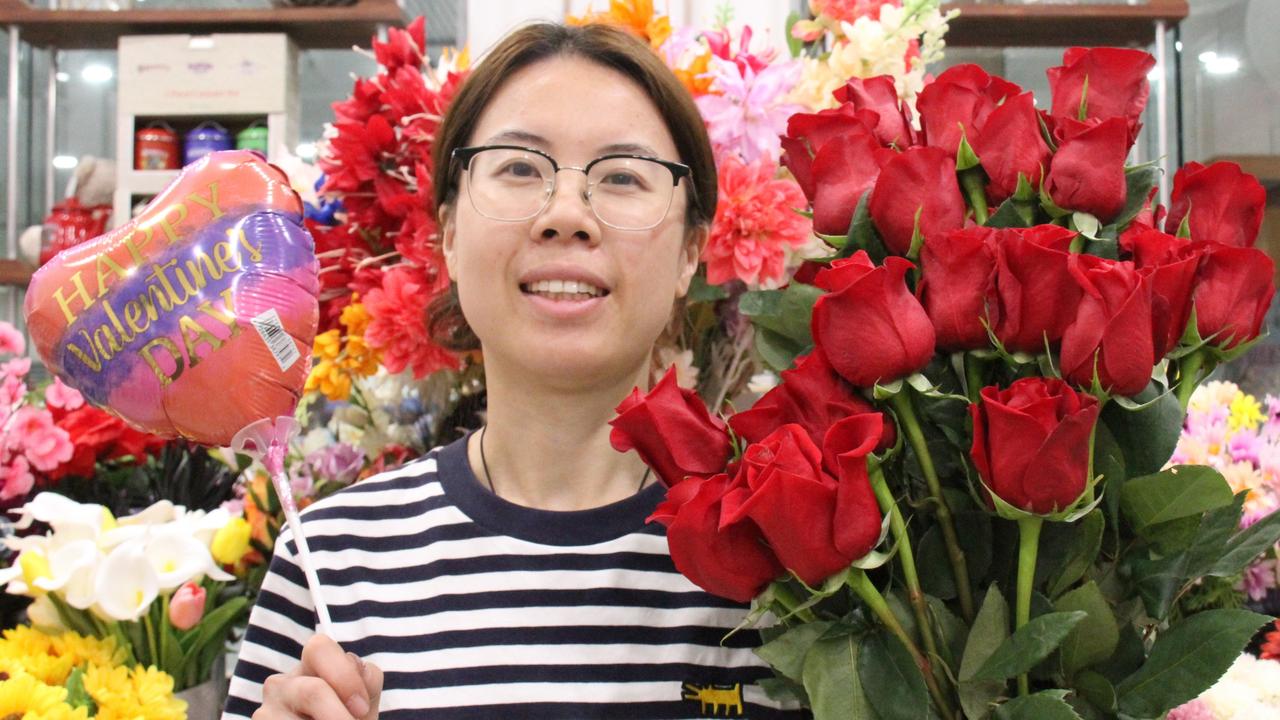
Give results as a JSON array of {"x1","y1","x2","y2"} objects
[{"x1": 251, "y1": 309, "x2": 301, "y2": 373}]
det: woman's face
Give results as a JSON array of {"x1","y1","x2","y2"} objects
[{"x1": 441, "y1": 55, "x2": 703, "y2": 391}]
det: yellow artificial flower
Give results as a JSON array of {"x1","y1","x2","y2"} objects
[
  {"x1": 90, "y1": 665, "x2": 187, "y2": 720},
  {"x1": 30, "y1": 703, "x2": 91, "y2": 720},
  {"x1": 313, "y1": 329, "x2": 342, "y2": 362},
  {"x1": 20, "y1": 550, "x2": 53, "y2": 591},
  {"x1": 1230, "y1": 392, "x2": 1266, "y2": 432},
  {"x1": 50, "y1": 631, "x2": 128, "y2": 670},
  {"x1": 342, "y1": 336, "x2": 383, "y2": 377},
  {"x1": 0, "y1": 669, "x2": 72, "y2": 718},
  {"x1": 127, "y1": 665, "x2": 186, "y2": 718},
  {"x1": 211, "y1": 517, "x2": 253, "y2": 566},
  {"x1": 83, "y1": 663, "x2": 132, "y2": 710},
  {"x1": 340, "y1": 301, "x2": 371, "y2": 338},
  {"x1": 3, "y1": 624, "x2": 55, "y2": 658}
]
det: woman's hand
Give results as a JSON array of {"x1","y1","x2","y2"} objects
[{"x1": 254, "y1": 634, "x2": 383, "y2": 720}]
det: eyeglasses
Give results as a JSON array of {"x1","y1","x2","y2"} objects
[{"x1": 451, "y1": 145, "x2": 693, "y2": 231}]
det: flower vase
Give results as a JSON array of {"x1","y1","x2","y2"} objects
[{"x1": 175, "y1": 654, "x2": 227, "y2": 720}]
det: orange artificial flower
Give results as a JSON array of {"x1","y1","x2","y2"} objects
[{"x1": 568, "y1": 0, "x2": 672, "y2": 49}]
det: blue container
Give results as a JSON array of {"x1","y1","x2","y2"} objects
[{"x1": 184, "y1": 121, "x2": 232, "y2": 165}]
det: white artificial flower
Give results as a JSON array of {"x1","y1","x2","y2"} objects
[
  {"x1": 177, "y1": 507, "x2": 232, "y2": 546},
  {"x1": 26, "y1": 594, "x2": 65, "y2": 633},
  {"x1": 118, "y1": 499, "x2": 178, "y2": 526},
  {"x1": 301, "y1": 428, "x2": 335, "y2": 456},
  {"x1": 10, "y1": 492, "x2": 109, "y2": 541},
  {"x1": 30, "y1": 539, "x2": 100, "y2": 609},
  {"x1": 92, "y1": 540, "x2": 159, "y2": 622},
  {"x1": 332, "y1": 403, "x2": 370, "y2": 428},
  {"x1": 141, "y1": 530, "x2": 232, "y2": 590},
  {"x1": 748, "y1": 371, "x2": 781, "y2": 395}
]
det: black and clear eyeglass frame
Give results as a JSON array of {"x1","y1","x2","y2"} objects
[{"x1": 451, "y1": 144, "x2": 694, "y2": 231}]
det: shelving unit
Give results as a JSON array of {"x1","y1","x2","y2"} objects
[{"x1": 940, "y1": 1, "x2": 1190, "y2": 48}]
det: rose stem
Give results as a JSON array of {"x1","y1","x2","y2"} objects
[
  {"x1": 771, "y1": 581, "x2": 818, "y2": 624},
  {"x1": 1176, "y1": 349, "x2": 1205, "y2": 411},
  {"x1": 1015, "y1": 515, "x2": 1044, "y2": 697},
  {"x1": 960, "y1": 171, "x2": 989, "y2": 225},
  {"x1": 964, "y1": 353, "x2": 985, "y2": 405},
  {"x1": 890, "y1": 390, "x2": 976, "y2": 622},
  {"x1": 869, "y1": 464, "x2": 944, "y2": 676},
  {"x1": 848, "y1": 569, "x2": 957, "y2": 720}
]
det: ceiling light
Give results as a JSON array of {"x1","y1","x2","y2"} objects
[
  {"x1": 80, "y1": 64, "x2": 114, "y2": 83},
  {"x1": 52, "y1": 155, "x2": 78, "y2": 170},
  {"x1": 55, "y1": 71, "x2": 69, "y2": 82},
  {"x1": 1204, "y1": 56, "x2": 1240, "y2": 74},
  {"x1": 1198, "y1": 50, "x2": 1218, "y2": 63}
]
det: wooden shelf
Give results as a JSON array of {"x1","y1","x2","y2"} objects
[
  {"x1": 0, "y1": 258, "x2": 34, "y2": 288},
  {"x1": 0, "y1": 0, "x2": 404, "y2": 50},
  {"x1": 942, "y1": 1, "x2": 1189, "y2": 48},
  {"x1": 1207, "y1": 155, "x2": 1280, "y2": 193}
]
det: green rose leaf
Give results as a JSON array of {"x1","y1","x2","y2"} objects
[
  {"x1": 1054, "y1": 581, "x2": 1120, "y2": 677},
  {"x1": 1120, "y1": 465, "x2": 1233, "y2": 533},
  {"x1": 801, "y1": 633, "x2": 878, "y2": 720},
  {"x1": 959, "y1": 585, "x2": 1011, "y2": 720},
  {"x1": 755, "y1": 620, "x2": 834, "y2": 682},
  {"x1": 972, "y1": 611, "x2": 1088, "y2": 682},
  {"x1": 993, "y1": 691, "x2": 1082, "y2": 720},
  {"x1": 859, "y1": 630, "x2": 929, "y2": 720}
]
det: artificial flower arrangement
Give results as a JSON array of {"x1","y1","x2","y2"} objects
[
  {"x1": 609, "y1": 44, "x2": 1280, "y2": 720},
  {"x1": 0, "y1": 492, "x2": 252, "y2": 691},
  {"x1": 0, "y1": 625, "x2": 187, "y2": 720},
  {"x1": 1171, "y1": 380, "x2": 1280, "y2": 607}
]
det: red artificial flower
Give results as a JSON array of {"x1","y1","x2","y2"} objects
[
  {"x1": 46, "y1": 405, "x2": 167, "y2": 481},
  {"x1": 990, "y1": 224, "x2": 1083, "y2": 353},
  {"x1": 916, "y1": 64, "x2": 1021, "y2": 157},
  {"x1": 610, "y1": 368, "x2": 733, "y2": 488},
  {"x1": 918, "y1": 226, "x2": 1000, "y2": 351},
  {"x1": 970, "y1": 377, "x2": 1100, "y2": 515},
  {"x1": 1044, "y1": 117, "x2": 1131, "y2": 223},
  {"x1": 868, "y1": 146, "x2": 967, "y2": 256},
  {"x1": 811, "y1": 251, "x2": 936, "y2": 387},
  {"x1": 1260, "y1": 620, "x2": 1280, "y2": 661},
  {"x1": 649, "y1": 473, "x2": 783, "y2": 603},
  {"x1": 1163, "y1": 161, "x2": 1266, "y2": 248},
  {"x1": 970, "y1": 92, "x2": 1052, "y2": 204},
  {"x1": 702, "y1": 153, "x2": 812, "y2": 287},
  {"x1": 1060, "y1": 255, "x2": 1155, "y2": 396},
  {"x1": 363, "y1": 264, "x2": 460, "y2": 378},
  {"x1": 373, "y1": 15, "x2": 426, "y2": 71}
]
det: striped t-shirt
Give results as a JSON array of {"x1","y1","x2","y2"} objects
[{"x1": 222, "y1": 433, "x2": 804, "y2": 719}]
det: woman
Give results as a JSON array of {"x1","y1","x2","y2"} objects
[{"x1": 224, "y1": 22, "x2": 801, "y2": 719}]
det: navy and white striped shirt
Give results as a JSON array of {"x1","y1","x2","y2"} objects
[{"x1": 223, "y1": 433, "x2": 803, "y2": 719}]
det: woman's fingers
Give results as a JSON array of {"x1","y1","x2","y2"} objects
[
  {"x1": 358, "y1": 657, "x2": 384, "y2": 720},
  {"x1": 260, "y1": 672, "x2": 357, "y2": 720},
  {"x1": 298, "y1": 634, "x2": 373, "y2": 718}
]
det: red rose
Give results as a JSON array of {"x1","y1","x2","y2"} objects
[
  {"x1": 1193, "y1": 244, "x2": 1275, "y2": 351},
  {"x1": 868, "y1": 146, "x2": 967, "y2": 255},
  {"x1": 832, "y1": 75, "x2": 918, "y2": 148},
  {"x1": 729, "y1": 351, "x2": 896, "y2": 456},
  {"x1": 917, "y1": 64, "x2": 1021, "y2": 156},
  {"x1": 970, "y1": 92, "x2": 1052, "y2": 204},
  {"x1": 610, "y1": 368, "x2": 732, "y2": 487},
  {"x1": 1045, "y1": 117, "x2": 1130, "y2": 222},
  {"x1": 723, "y1": 422, "x2": 883, "y2": 586},
  {"x1": 991, "y1": 225, "x2": 1083, "y2": 353},
  {"x1": 1122, "y1": 225, "x2": 1202, "y2": 358},
  {"x1": 970, "y1": 377, "x2": 1100, "y2": 515},
  {"x1": 1164, "y1": 161, "x2": 1266, "y2": 248},
  {"x1": 918, "y1": 227, "x2": 999, "y2": 351},
  {"x1": 1047, "y1": 47, "x2": 1154, "y2": 132},
  {"x1": 649, "y1": 473, "x2": 783, "y2": 603},
  {"x1": 1060, "y1": 255, "x2": 1155, "y2": 396},
  {"x1": 781, "y1": 109, "x2": 892, "y2": 236},
  {"x1": 812, "y1": 251, "x2": 936, "y2": 387}
]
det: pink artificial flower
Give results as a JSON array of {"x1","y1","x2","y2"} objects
[
  {"x1": 0, "y1": 357, "x2": 30, "y2": 381},
  {"x1": 0, "y1": 322, "x2": 24, "y2": 356},
  {"x1": 1241, "y1": 558, "x2": 1278, "y2": 601},
  {"x1": 1228, "y1": 429, "x2": 1264, "y2": 466},
  {"x1": 43, "y1": 377, "x2": 84, "y2": 411},
  {"x1": 810, "y1": 0, "x2": 897, "y2": 24},
  {"x1": 363, "y1": 264, "x2": 461, "y2": 379},
  {"x1": 10, "y1": 406, "x2": 74, "y2": 471},
  {"x1": 702, "y1": 153, "x2": 812, "y2": 288},
  {"x1": 696, "y1": 56, "x2": 803, "y2": 164},
  {"x1": 168, "y1": 581, "x2": 207, "y2": 631},
  {"x1": 1166, "y1": 699, "x2": 1216, "y2": 720},
  {"x1": 0, "y1": 453, "x2": 33, "y2": 501}
]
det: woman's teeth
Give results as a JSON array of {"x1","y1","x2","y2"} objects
[{"x1": 522, "y1": 279, "x2": 606, "y2": 300}]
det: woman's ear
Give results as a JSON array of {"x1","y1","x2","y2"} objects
[
  {"x1": 439, "y1": 203, "x2": 458, "y2": 281},
  {"x1": 675, "y1": 224, "x2": 709, "y2": 299}
]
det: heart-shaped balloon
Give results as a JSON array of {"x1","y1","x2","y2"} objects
[{"x1": 25, "y1": 150, "x2": 319, "y2": 447}]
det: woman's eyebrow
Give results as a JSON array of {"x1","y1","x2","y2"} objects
[
  {"x1": 483, "y1": 129, "x2": 549, "y2": 147},
  {"x1": 599, "y1": 142, "x2": 662, "y2": 157}
]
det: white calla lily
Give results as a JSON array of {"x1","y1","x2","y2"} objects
[
  {"x1": 118, "y1": 499, "x2": 178, "y2": 526},
  {"x1": 26, "y1": 594, "x2": 65, "y2": 632},
  {"x1": 10, "y1": 492, "x2": 108, "y2": 541},
  {"x1": 142, "y1": 531, "x2": 232, "y2": 589},
  {"x1": 181, "y1": 507, "x2": 232, "y2": 546},
  {"x1": 31, "y1": 539, "x2": 100, "y2": 609},
  {"x1": 93, "y1": 540, "x2": 159, "y2": 621}
]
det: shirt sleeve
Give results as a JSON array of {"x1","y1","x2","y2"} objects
[{"x1": 221, "y1": 530, "x2": 318, "y2": 719}]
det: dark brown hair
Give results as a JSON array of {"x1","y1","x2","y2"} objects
[{"x1": 427, "y1": 22, "x2": 717, "y2": 352}]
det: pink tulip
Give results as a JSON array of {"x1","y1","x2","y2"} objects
[{"x1": 169, "y1": 582, "x2": 206, "y2": 630}]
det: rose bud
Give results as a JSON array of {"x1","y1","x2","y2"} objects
[
  {"x1": 970, "y1": 92, "x2": 1052, "y2": 204},
  {"x1": 610, "y1": 368, "x2": 732, "y2": 487},
  {"x1": 868, "y1": 146, "x2": 967, "y2": 256},
  {"x1": 811, "y1": 251, "x2": 936, "y2": 387},
  {"x1": 1164, "y1": 161, "x2": 1266, "y2": 248},
  {"x1": 722, "y1": 421, "x2": 883, "y2": 586},
  {"x1": 1047, "y1": 47, "x2": 1155, "y2": 134},
  {"x1": 1193, "y1": 243, "x2": 1275, "y2": 351},
  {"x1": 169, "y1": 581, "x2": 207, "y2": 631},
  {"x1": 916, "y1": 64, "x2": 1021, "y2": 157},
  {"x1": 1060, "y1": 254, "x2": 1155, "y2": 396},
  {"x1": 1044, "y1": 117, "x2": 1131, "y2": 223},
  {"x1": 918, "y1": 227, "x2": 999, "y2": 351},
  {"x1": 990, "y1": 225, "x2": 1082, "y2": 353},
  {"x1": 649, "y1": 474, "x2": 783, "y2": 603},
  {"x1": 970, "y1": 378, "x2": 1100, "y2": 515}
]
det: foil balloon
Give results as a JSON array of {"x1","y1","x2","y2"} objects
[{"x1": 25, "y1": 150, "x2": 319, "y2": 447}]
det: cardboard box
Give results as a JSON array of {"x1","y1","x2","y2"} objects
[{"x1": 118, "y1": 33, "x2": 297, "y2": 116}]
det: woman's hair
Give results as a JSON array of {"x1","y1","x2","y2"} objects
[{"x1": 427, "y1": 22, "x2": 717, "y2": 352}]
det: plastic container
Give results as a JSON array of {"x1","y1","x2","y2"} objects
[
  {"x1": 184, "y1": 121, "x2": 232, "y2": 165},
  {"x1": 134, "y1": 122, "x2": 180, "y2": 170},
  {"x1": 236, "y1": 122, "x2": 269, "y2": 155}
]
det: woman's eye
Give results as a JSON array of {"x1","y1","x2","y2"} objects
[
  {"x1": 602, "y1": 172, "x2": 642, "y2": 187},
  {"x1": 499, "y1": 161, "x2": 541, "y2": 178}
]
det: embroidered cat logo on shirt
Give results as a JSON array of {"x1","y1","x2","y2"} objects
[{"x1": 681, "y1": 682, "x2": 744, "y2": 717}]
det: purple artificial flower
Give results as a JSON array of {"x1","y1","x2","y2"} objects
[
  {"x1": 1241, "y1": 557, "x2": 1278, "y2": 601},
  {"x1": 1229, "y1": 429, "x2": 1265, "y2": 466},
  {"x1": 308, "y1": 442, "x2": 366, "y2": 486}
]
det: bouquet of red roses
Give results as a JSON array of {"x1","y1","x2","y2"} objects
[{"x1": 612, "y1": 47, "x2": 1280, "y2": 720}]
